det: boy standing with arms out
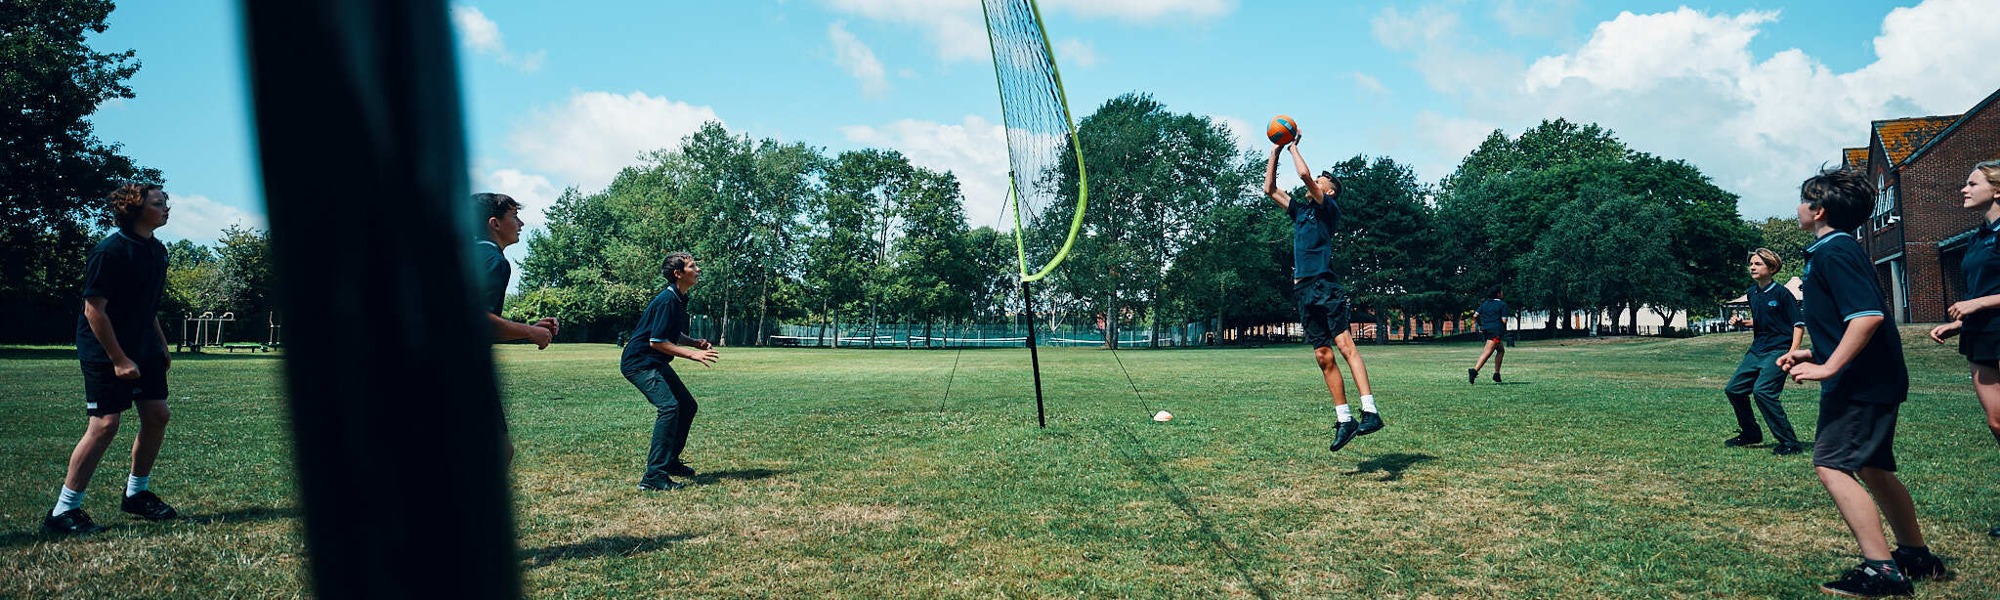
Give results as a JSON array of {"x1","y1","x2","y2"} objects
[
  {"x1": 474, "y1": 192, "x2": 558, "y2": 465},
  {"x1": 45, "y1": 183, "x2": 179, "y2": 535},
  {"x1": 1468, "y1": 288, "x2": 1506, "y2": 384},
  {"x1": 622, "y1": 252, "x2": 718, "y2": 491},
  {"x1": 1721, "y1": 248, "x2": 1804, "y2": 456},
  {"x1": 1778, "y1": 169, "x2": 1948, "y2": 597},
  {"x1": 1264, "y1": 137, "x2": 1382, "y2": 453}
]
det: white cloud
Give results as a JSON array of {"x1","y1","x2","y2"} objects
[
  {"x1": 1376, "y1": 0, "x2": 1997, "y2": 219},
  {"x1": 158, "y1": 194, "x2": 265, "y2": 246},
  {"x1": 471, "y1": 168, "x2": 562, "y2": 231},
  {"x1": 452, "y1": 5, "x2": 503, "y2": 52},
  {"x1": 1371, "y1": 5, "x2": 1524, "y2": 95},
  {"x1": 1209, "y1": 114, "x2": 1263, "y2": 151},
  {"x1": 1492, "y1": 0, "x2": 1580, "y2": 38},
  {"x1": 828, "y1": 21, "x2": 890, "y2": 98},
  {"x1": 1352, "y1": 72, "x2": 1388, "y2": 95},
  {"x1": 822, "y1": 0, "x2": 988, "y2": 62},
  {"x1": 841, "y1": 115, "x2": 1013, "y2": 229},
  {"x1": 506, "y1": 91, "x2": 722, "y2": 193},
  {"x1": 823, "y1": 0, "x2": 1233, "y2": 63},
  {"x1": 1056, "y1": 38, "x2": 1100, "y2": 68},
  {"x1": 450, "y1": 4, "x2": 545, "y2": 73}
]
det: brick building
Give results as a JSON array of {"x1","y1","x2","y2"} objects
[{"x1": 1853, "y1": 87, "x2": 2000, "y2": 324}]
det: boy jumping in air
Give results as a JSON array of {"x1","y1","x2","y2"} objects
[{"x1": 1264, "y1": 136, "x2": 1382, "y2": 453}]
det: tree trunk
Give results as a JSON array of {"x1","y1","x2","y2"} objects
[
  {"x1": 755, "y1": 269, "x2": 769, "y2": 346},
  {"x1": 1105, "y1": 294, "x2": 1119, "y2": 350},
  {"x1": 719, "y1": 292, "x2": 731, "y2": 347}
]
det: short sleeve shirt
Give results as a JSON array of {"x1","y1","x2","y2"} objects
[
  {"x1": 1289, "y1": 196, "x2": 1340, "y2": 280},
  {"x1": 621, "y1": 286, "x2": 689, "y2": 374},
  {"x1": 1959, "y1": 217, "x2": 2000, "y2": 333},
  {"x1": 1745, "y1": 280, "x2": 1803, "y2": 354},
  {"x1": 75, "y1": 231, "x2": 169, "y2": 365},
  {"x1": 1800, "y1": 231, "x2": 1906, "y2": 405},
  {"x1": 475, "y1": 240, "x2": 509, "y2": 316},
  {"x1": 1476, "y1": 299, "x2": 1507, "y2": 332}
]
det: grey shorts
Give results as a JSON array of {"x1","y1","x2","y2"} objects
[
  {"x1": 1812, "y1": 398, "x2": 1898, "y2": 472},
  {"x1": 1294, "y1": 275, "x2": 1351, "y2": 349}
]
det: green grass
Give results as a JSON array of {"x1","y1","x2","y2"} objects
[{"x1": 3, "y1": 329, "x2": 1997, "y2": 598}]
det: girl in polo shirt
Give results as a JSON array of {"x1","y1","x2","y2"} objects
[{"x1": 1925, "y1": 159, "x2": 2000, "y2": 539}]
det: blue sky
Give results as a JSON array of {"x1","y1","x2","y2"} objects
[{"x1": 87, "y1": 0, "x2": 1994, "y2": 266}]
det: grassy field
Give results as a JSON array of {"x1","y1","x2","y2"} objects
[{"x1": 2, "y1": 329, "x2": 1997, "y2": 598}]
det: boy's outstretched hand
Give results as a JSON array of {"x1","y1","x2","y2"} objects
[{"x1": 1929, "y1": 321, "x2": 1962, "y2": 344}]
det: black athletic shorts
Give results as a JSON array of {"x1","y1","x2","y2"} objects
[
  {"x1": 1294, "y1": 275, "x2": 1351, "y2": 349},
  {"x1": 1812, "y1": 398, "x2": 1898, "y2": 473},
  {"x1": 1959, "y1": 328, "x2": 2000, "y2": 367},
  {"x1": 1483, "y1": 329, "x2": 1504, "y2": 342},
  {"x1": 80, "y1": 359, "x2": 169, "y2": 417}
]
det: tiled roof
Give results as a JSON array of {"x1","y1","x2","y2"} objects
[
  {"x1": 1873, "y1": 116, "x2": 1960, "y2": 166},
  {"x1": 1842, "y1": 147, "x2": 1868, "y2": 172}
]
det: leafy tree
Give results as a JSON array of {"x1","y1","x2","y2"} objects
[
  {"x1": 2, "y1": 0, "x2": 162, "y2": 342},
  {"x1": 1323, "y1": 154, "x2": 1434, "y2": 342},
  {"x1": 1753, "y1": 215, "x2": 1812, "y2": 283},
  {"x1": 1040, "y1": 93, "x2": 1242, "y2": 347},
  {"x1": 887, "y1": 169, "x2": 975, "y2": 346},
  {"x1": 807, "y1": 150, "x2": 906, "y2": 345}
]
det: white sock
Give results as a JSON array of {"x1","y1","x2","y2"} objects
[
  {"x1": 127, "y1": 474, "x2": 150, "y2": 497},
  {"x1": 1359, "y1": 394, "x2": 1377, "y2": 413},
  {"x1": 53, "y1": 487, "x2": 84, "y2": 517},
  {"x1": 1335, "y1": 404, "x2": 1353, "y2": 422}
]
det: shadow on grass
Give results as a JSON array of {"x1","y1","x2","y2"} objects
[
  {"x1": 689, "y1": 468, "x2": 780, "y2": 485},
  {"x1": 0, "y1": 505, "x2": 296, "y2": 550},
  {"x1": 181, "y1": 505, "x2": 298, "y2": 526},
  {"x1": 1103, "y1": 423, "x2": 1274, "y2": 600},
  {"x1": 1346, "y1": 453, "x2": 1436, "y2": 481},
  {"x1": 520, "y1": 533, "x2": 700, "y2": 568}
]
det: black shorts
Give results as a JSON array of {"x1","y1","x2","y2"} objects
[
  {"x1": 1959, "y1": 328, "x2": 2000, "y2": 367},
  {"x1": 80, "y1": 359, "x2": 169, "y2": 417},
  {"x1": 1812, "y1": 398, "x2": 1898, "y2": 472},
  {"x1": 1482, "y1": 330, "x2": 1504, "y2": 342},
  {"x1": 1294, "y1": 275, "x2": 1351, "y2": 349}
]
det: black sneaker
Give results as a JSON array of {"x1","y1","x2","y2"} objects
[
  {"x1": 1990, "y1": 525, "x2": 1999, "y2": 538},
  {"x1": 1492, "y1": 372, "x2": 1501, "y2": 383},
  {"x1": 1890, "y1": 547, "x2": 1951, "y2": 581},
  {"x1": 42, "y1": 508, "x2": 105, "y2": 535},
  {"x1": 120, "y1": 491, "x2": 178, "y2": 521},
  {"x1": 1328, "y1": 419, "x2": 1360, "y2": 453},
  {"x1": 1356, "y1": 411, "x2": 1384, "y2": 436},
  {"x1": 1773, "y1": 443, "x2": 1804, "y2": 456},
  {"x1": 1818, "y1": 563, "x2": 1912, "y2": 598},
  {"x1": 666, "y1": 462, "x2": 696, "y2": 478},
  {"x1": 1467, "y1": 368, "x2": 1477, "y2": 384},
  {"x1": 1724, "y1": 434, "x2": 1763, "y2": 447},
  {"x1": 637, "y1": 479, "x2": 686, "y2": 492}
]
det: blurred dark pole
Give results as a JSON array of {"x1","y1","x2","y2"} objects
[{"x1": 239, "y1": 1, "x2": 519, "y2": 597}]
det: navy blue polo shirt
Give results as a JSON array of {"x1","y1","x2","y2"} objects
[
  {"x1": 75, "y1": 230, "x2": 169, "y2": 365},
  {"x1": 474, "y1": 240, "x2": 509, "y2": 316},
  {"x1": 1289, "y1": 195, "x2": 1340, "y2": 280},
  {"x1": 1476, "y1": 298, "x2": 1507, "y2": 332},
  {"x1": 1745, "y1": 280, "x2": 1803, "y2": 354},
  {"x1": 1960, "y1": 217, "x2": 2000, "y2": 333},
  {"x1": 621, "y1": 286, "x2": 690, "y2": 374},
  {"x1": 1800, "y1": 231, "x2": 1906, "y2": 405}
]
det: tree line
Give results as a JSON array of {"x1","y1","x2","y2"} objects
[
  {"x1": 6, "y1": 2, "x2": 1767, "y2": 347},
  {"x1": 517, "y1": 93, "x2": 1760, "y2": 347}
]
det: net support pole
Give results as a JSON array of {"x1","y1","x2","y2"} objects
[
  {"x1": 241, "y1": 0, "x2": 518, "y2": 597},
  {"x1": 1022, "y1": 279, "x2": 1047, "y2": 428}
]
